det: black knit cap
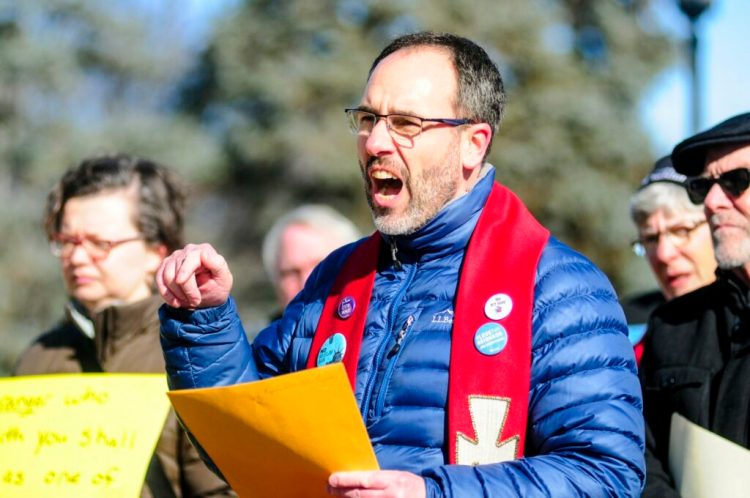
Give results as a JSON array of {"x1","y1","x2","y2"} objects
[
  {"x1": 672, "y1": 111, "x2": 750, "y2": 176},
  {"x1": 639, "y1": 155, "x2": 685, "y2": 190}
]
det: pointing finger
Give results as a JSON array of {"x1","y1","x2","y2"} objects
[{"x1": 162, "y1": 250, "x2": 192, "y2": 307}]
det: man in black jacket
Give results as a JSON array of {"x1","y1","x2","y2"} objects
[{"x1": 641, "y1": 111, "x2": 750, "y2": 497}]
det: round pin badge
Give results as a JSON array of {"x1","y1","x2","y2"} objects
[
  {"x1": 474, "y1": 323, "x2": 508, "y2": 356},
  {"x1": 317, "y1": 333, "x2": 347, "y2": 366},
  {"x1": 484, "y1": 293, "x2": 513, "y2": 320},
  {"x1": 337, "y1": 296, "x2": 356, "y2": 319}
]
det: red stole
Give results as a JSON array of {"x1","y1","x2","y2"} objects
[{"x1": 306, "y1": 183, "x2": 549, "y2": 464}]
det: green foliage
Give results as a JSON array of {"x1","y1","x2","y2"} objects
[
  {"x1": 0, "y1": 0, "x2": 224, "y2": 374},
  {"x1": 180, "y1": 0, "x2": 674, "y2": 304},
  {"x1": 0, "y1": 0, "x2": 676, "y2": 373}
]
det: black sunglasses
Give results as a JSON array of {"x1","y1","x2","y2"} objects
[{"x1": 685, "y1": 168, "x2": 750, "y2": 204}]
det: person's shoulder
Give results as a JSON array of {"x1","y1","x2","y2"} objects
[
  {"x1": 641, "y1": 281, "x2": 723, "y2": 371},
  {"x1": 531, "y1": 237, "x2": 625, "y2": 345},
  {"x1": 535, "y1": 236, "x2": 617, "y2": 299},
  {"x1": 651, "y1": 280, "x2": 722, "y2": 326},
  {"x1": 13, "y1": 319, "x2": 88, "y2": 375},
  {"x1": 24, "y1": 319, "x2": 84, "y2": 349},
  {"x1": 303, "y1": 235, "x2": 371, "y2": 293},
  {"x1": 280, "y1": 235, "x2": 373, "y2": 317},
  {"x1": 530, "y1": 238, "x2": 633, "y2": 379},
  {"x1": 538, "y1": 236, "x2": 601, "y2": 270},
  {"x1": 621, "y1": 290, "x2": 665, "y2": 324},
  {"x1": 325, "y1": 235, "x2": 369, "y2": 262}
]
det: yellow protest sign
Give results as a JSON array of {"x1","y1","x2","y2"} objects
[
  {"x1": 0, "y1": 373, "x2": 170, "y2": 498},
  {"x1": 168, "y1": 363, "x2": 379, "y2": 498}
]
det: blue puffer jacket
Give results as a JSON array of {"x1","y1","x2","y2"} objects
[{"x1": 161, "y1": 167, "x2": 645, "y2": 497}]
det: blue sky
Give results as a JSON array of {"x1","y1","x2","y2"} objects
[{"x1": 642, "y1": 0, "x2": 750, "y2": 155}]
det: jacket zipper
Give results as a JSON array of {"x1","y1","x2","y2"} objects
[
  {"x1": 390, "y1": 239, "x2": 402, "y2": 270},
  {"x1": 359, "y1": 259, "x2": 415, "y2": 420},
  {"x1": 374, "y1": 314, "x2": 415, "y2": 417},
  {"x1": 387, "y1": 315, "x2": 415, "y2": 358}
]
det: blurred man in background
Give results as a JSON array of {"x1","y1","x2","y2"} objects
[
  {"x1": 14, "y1": 154, "x2": 235, "y2": 498},
  {"x1": 624, "y1": 155, "x2": 716, "y2": 362},
  {"x1": 262, "y1": 204, "x2": 360, "y2": 315}
]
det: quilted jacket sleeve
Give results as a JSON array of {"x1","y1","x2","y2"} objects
[
  {"x1": 158, "y1": 243, "x2": 353, "y2": 389},
  {"x1": 422, "y1": 238, "x2": 645, "y2": 497},
  {"x1": 159, "y1": 297, "x2": 261, "y2": 389}
]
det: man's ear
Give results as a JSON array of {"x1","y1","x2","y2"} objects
[{"x1": 461, "y1": 122, "x2": 493, "y2": 171}]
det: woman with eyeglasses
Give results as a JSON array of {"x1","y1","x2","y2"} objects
[
  {"x1": 622, "y1": 155, "x2": 717, "y2": 364},
  {"x1": 14, "y1": 154, "x2": 235, "y2": 498}
]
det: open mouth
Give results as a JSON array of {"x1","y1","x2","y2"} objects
[
  {"x1": 666, "y1": 273, "x2": 689, "y2": 287},
  {"x1": 371, "y1": 170, "x2": 404, "y2": 199}
]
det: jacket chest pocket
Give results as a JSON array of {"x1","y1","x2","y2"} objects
[{"x1": 644, "y1": 367, "x2": 713, "y2": 427}]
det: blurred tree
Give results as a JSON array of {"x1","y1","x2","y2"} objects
[
  {"x1": 0, "y1": 0, "x2": 678, "y2": 374},
  {"x1": 176, "y1": 0, "x2": 674, "y2": 317},
  {"x1": 0, "y1": 0, "x2": 224, "y2": 374}
]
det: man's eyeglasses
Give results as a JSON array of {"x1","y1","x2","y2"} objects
[
  {"x1": 631, "y1": 220, "x2": 707, "y2": 257},
  {"x1": 685, "y1": 168, "x2": 750, "y2": 204},
  {"x1": 344, "y1": 109, "x2": 473, "y2": 146},
  {"x1": 50, "y1": 233, "x2": 143, "y2": 260}
]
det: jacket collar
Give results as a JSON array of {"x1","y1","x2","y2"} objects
[
  {"x1": 65, "y1": 299, "x2": 95, "y2": 339},
  {"x1": 63, "y1": 296, "x2": 162, "y2": 362},
  {"x1": 716, "y1": 269, "x2": 750, "y2": 349},
  {"x1": 381, "y1": 164, "x2": 495, "y2": 264},
  {"x1": 720, "y1": 269, "x2": 750, "y2": 316},
  {"x1": 90, "y1": 295, "x2": 162, "y2": 363}
]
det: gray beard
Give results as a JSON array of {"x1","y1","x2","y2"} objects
[
  {"x1": 714, "y1": 234, "x2": 750, "y2": 269},
  {"x1": 711, "y1": 213, "x2": 750, "y2": 269},
  {"x1": 369, "y1": 188, "x2": 452, "y2": 236},
  {"x1": 362, "y1": 149, "x2": 460, "y2": 236}
]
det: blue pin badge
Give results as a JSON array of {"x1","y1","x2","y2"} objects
[
  {"x1": 317, "y1": 332, "x2": 347, "y2": 366},
  {"x1": 337, "y1": 296, "x2": 356, "y2": 319},
  {"x1": 474, "y1": 323, "x2": 508, "y2": 356}
]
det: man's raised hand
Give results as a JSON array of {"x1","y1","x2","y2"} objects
[{"x1": 156, "y1": 243, "x2": 233, "y2": 309}]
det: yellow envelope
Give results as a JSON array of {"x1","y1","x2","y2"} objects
[
  {"x1": 0, "y1": 373, "x2": 170, "y2": 498},
  {"x1": 168, "y1": 363, "x2": 378, "y2": 498}
]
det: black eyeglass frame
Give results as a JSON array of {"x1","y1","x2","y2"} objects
[
  {"x1": 344, "y1": 108, "x2": 474, "y2": 140},
  {"x1": 685, "y1": 168, "x2": 750, "y2": 205}
]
